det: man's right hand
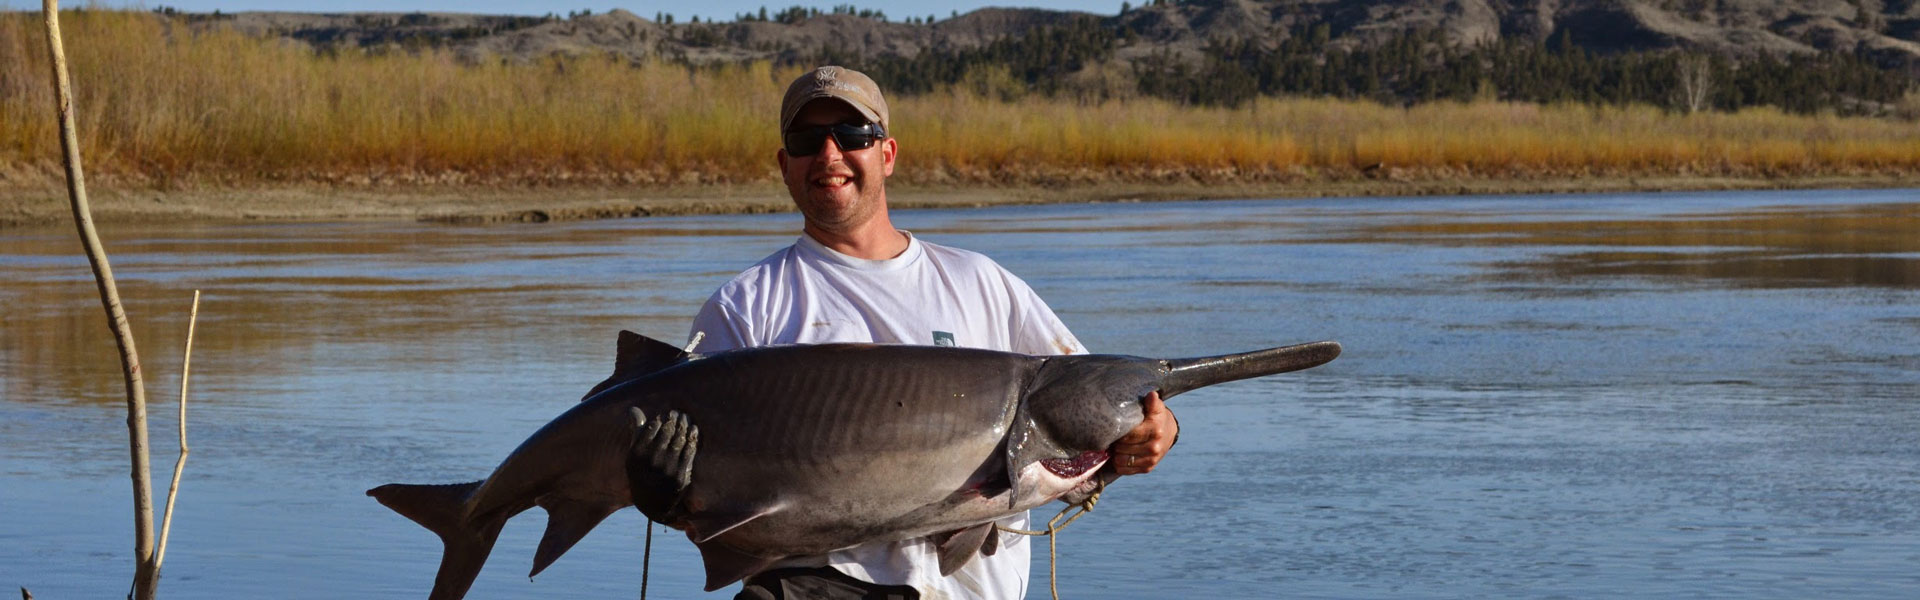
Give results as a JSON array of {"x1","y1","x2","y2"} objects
[{"x1": 628, "y1": 407, "x2": 697, "y2": 523}]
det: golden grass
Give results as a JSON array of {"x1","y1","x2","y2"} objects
[{"x1": 4, "y1": 9, "x2": 1920, "y2": 188}]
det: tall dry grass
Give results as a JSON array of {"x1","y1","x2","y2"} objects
[{"x1": 4, "y1": 9, "x2": 1919, "y2": 188}]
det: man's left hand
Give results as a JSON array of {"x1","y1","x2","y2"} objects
[{"x1": 1109, "y1": 391, "x2": 1177, "y2": 475}]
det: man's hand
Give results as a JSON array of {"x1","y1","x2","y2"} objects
[
  {"x1": 628, "y1": 407, "x2": 697, "y2": 523},
  {"x1": 1109, "y1": 391, "x2": 1177, "y2": 475}
]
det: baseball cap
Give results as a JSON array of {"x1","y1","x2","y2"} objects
[{"x1": 780, "y1": 66, "x2": 890, "y2": 134}]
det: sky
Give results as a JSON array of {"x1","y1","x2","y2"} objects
[{"x1": 89, "y1": 0, "x2": 1130, "y2": 24}]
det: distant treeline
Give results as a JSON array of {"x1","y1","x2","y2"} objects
[
  {"x1": 801, "y1": 18, "x2": 1913, "y2": 117},
  {"x1": 143, "y1": 5, "x2": 1916, "y2": 116},
  {"x1": 806, "y1": 16, "x2": 1121, "y2": 99},
  {"x1": 5, "y1": 9, "x2": 1920, "y2": 189},
  {"x1": 1165, "y1": 27, "x2": 1914, "y2": 114}
]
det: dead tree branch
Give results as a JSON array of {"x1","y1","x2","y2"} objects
[
  {"x1": 156, "y1": 291, "x2": 200, "y2": 572},
  {"x1": 41, "y1": 2, "x2": 160, "y2": 598}
]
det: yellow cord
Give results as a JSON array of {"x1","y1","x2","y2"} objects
[{"x1": 995, "y1": 479, "x2": 1104, "y2": 600}]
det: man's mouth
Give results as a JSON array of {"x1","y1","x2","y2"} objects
[{"x1": 814, "y1": 175, "x2": 851, "y2": 188}]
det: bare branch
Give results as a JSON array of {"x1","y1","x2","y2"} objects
[
  {"x1": 41, "y1": 1, "x2": 160, "y2": 597},
  {"x1": 156, "y1": 290, "x2": 200, "y2": 572}
]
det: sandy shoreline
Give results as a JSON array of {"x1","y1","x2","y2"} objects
[{"x1": 4, "y1": 175, "x2": 1917, "y2": 228}]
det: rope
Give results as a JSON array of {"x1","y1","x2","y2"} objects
[
  {"x1": 645, "y1": 327, "x2": 692, "y2": 600},
  {"x1": 994, "y1": 479, "x2": 1104, "y2": 600},
  {"x1": 640, "y1": 521, "x2": 653, "y2": 600}
]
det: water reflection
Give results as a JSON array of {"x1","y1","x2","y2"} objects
[
  {"x1": 3, "y1": 189, "x2": 1918, "y2": 599},
  {"x1": 1340, "y1": 202, "x2": 1920, "y2": 289}
]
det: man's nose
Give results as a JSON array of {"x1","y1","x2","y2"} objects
[{"x1": 815, "y1": 135, "x2": 845, "y2": 161}]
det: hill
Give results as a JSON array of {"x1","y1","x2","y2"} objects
[{"x1": 206, "y1": 1, "x2": 1920, "y2": 74}]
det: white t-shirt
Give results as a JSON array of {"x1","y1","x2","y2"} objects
[{"x1": 689, "y1": 231, "x2": 1087, "y2": 600}]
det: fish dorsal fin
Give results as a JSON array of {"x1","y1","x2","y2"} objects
[
  {"x1": 934, "y1": 522, "x2": 998, "y2": 575},
  {"x1": 581, "y1": 331, "x2": 690, "y2": 401},
  {"x1": 692, "y1": 539, "x2": 783, "y2": 591},
  {"x1": 528, "y1": 497, "x2": 627, "y2": 578},
  {"x1": 684, "y1": 499, "x2": 788, "y2": 544}
]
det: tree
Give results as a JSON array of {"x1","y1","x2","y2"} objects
[{"x1": 1675, "y1": 53, "x2": 1714, "y2": 114}]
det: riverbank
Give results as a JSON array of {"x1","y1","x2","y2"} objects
[{"x1": 5, "y1": 175, "x2": 1916, "y2": 228}]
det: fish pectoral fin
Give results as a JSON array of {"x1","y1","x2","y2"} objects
[
  {"x1": 684, "y1": 499, "x2": 787, "y2": 544},
  {"x1": 528, "y1": 498, "x2": 625, "y2": 578},
  {"x1": 693, "y1": 539, "x2": 783, "y2": 591},
  {"x1": 934, "y1": 522, "x2": 998, "y2": 575}
]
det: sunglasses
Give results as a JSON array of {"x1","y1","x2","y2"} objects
[{"x1": 783, "y1": 122, "x2": 887, "y2": 157}]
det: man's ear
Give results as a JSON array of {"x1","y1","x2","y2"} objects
[
  {"x1": 880, "y1": 137, "x2": 897, "y2": 177},
  {"x1": 777, "y1": 147, "x2": 789, "y2": 173}
]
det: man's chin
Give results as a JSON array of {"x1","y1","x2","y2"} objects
[{"x1": 802, "y1": 189, "x2": 859, "y2": 210}]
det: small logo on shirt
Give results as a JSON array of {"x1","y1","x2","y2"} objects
[{"x1": 932, "y1": 331, "x2": 956, "y2": 347}]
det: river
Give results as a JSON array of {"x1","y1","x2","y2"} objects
[{"x1": 3, "y1": 188, "x2": 1917, "y2": 598}]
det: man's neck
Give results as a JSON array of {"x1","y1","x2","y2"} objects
[{"x1": 803, "y1": 218, "x2": 910, "y2": 260}]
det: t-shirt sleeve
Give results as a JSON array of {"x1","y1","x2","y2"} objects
[
  {"x1": 1002, "y1": 271, "x2": 1087, "y2": 356},
  {"x1": 688, "y1": 294, "x2": 751, "y2": 353}
]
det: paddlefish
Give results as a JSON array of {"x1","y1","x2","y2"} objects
[{"x1": 368, "y1": 331, "x2": 1340, "y2": 599}]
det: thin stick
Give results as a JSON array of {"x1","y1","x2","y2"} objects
[
  {"x1": 40, "y1": 3, "x2": 159, "y2": 598},
  {"x1": 639, "y1": 522, "x2": 652, "y2": 600},
  {"x1": 155, "y1": 291, "x2": 199, "y2": 572}
]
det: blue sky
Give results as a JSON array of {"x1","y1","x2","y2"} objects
[{"x1": 95, "y1": 1, "x2": 1128, "y2": 23}]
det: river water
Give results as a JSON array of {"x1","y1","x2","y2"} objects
[{"x1": 3, "y1": 189, "x2": 1917, "y2": 599}]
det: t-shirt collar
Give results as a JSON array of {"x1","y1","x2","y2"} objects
[{"x1": 796, "y1": 230, "x2": 923, "y2": 272}]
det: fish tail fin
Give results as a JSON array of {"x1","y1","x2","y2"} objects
[{"x1": 368, "y1": 481, "x2": 503, "y2": 600}]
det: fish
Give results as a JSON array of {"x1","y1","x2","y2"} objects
[{"x1": 368, "y1": 331, "x2": 1340, "y2": 599}]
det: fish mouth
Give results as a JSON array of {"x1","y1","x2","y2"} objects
[{"x1": 1040, "y1": 450, "x2": 1109, "y2": 479}]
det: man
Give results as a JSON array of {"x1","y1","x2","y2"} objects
[{"x1": 686, "y1": 66, "x2": 1178, "y2": 599}]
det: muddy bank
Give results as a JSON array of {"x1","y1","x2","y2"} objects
[{"x1": 4, "y1": 175, "x2": 1917, "y2": 228}]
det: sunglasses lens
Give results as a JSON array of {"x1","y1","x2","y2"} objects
[
  {"x1": 784, "y1": 123, "x2": 884, "y2": 157},
  {"x1": 833, "y1": 128, "x2": 878, "y2": 152},
  {"x1": 784, "y1": 129, "x2": 831, "y2": 157}
]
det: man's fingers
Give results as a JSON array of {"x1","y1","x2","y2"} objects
[
  {"x1": 646, "y1": 413, "x2": 681, "y2": 468},
  {"x1": 666, "y1": 412, "x2": 689, "y2": 454},
  {"x1": 654, "y1": 412, "x2": 689, "y2": 470},
  {"x1": 634, "y1": 408, "x2": 664, "y2": 457},
  {"x1": 1111, "y1": 452, "x2": 1161, "y2": 475},
  {"x1": 1142, "y1": 391, "x2": 1167, "y2": 416},
  {"x1": 675, "y1": 427, "x2": 698, "y2": 488},
  {"x1": 1111, "y1": 439, "x2": 1169, "y2": 459},
  {"x1": 1108, "y1": 390, "x2": 1178, "y2": 476},
  {"x1": 1113, "y1": 391, "x2": 1168, "y2": 445}
]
